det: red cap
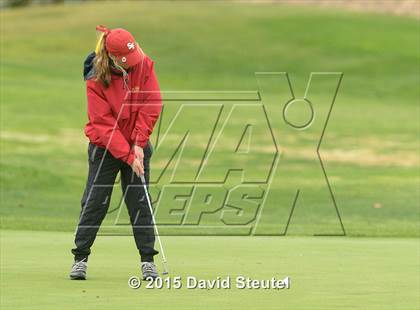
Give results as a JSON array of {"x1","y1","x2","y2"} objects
[{"x1": 96, "y1": 25, "x2": 142, "y2": 67}]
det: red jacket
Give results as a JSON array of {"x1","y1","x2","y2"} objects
[{"x1": 83, "y1": 52, "x2": 162, "y2": 165}]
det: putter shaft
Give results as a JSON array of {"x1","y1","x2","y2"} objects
[{"x1": 140, "y1": 174, "x2": 169, "y2": 275}]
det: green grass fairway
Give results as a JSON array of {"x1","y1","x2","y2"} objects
[
  {"x1": 0, "y1": 2, "x2": 418, "y2": 310},
  {"x1": 0, "y1": 230, "x2": 418, "y2": 310}
]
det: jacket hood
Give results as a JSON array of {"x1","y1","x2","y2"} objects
[{"x1": 83, "y1": 52, "x2": 96, "y2": 81}]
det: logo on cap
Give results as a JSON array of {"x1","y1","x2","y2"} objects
[{"x1": 127, "y1": 42, "x2": 135, "y2": 50}]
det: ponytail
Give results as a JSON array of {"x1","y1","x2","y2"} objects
[{"x1": 93, "y1": 25, "x2": 112, "y2": 87}]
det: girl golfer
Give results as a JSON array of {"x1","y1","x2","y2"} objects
[{"x1": 70, "y1": 25, "x2": 162, "y2": 280}]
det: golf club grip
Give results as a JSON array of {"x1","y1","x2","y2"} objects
[{"x1": 140, "y1": 174, "x2": 146, "y2": 185}]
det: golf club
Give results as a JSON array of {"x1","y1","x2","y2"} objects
[{"x1": 140, "y1": 174, "x2": 169, "y2": 275}]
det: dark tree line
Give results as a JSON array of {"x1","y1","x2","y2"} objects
[{"x1": 2, "y1": 0, "x2": 90, "y2": 9}]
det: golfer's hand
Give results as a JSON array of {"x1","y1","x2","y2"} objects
[
  {"x1": 133, "y1": 145, "x2": 144, "y2": 171},
  {"x1": 131, "y1": 158, "x2": 144, "y2": 177},
  {"x1": 134, "y1": 145, "x2": 144, "y2": 162}
]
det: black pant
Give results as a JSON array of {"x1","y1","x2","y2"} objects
[{"x1": 71, "y1": 142, "x2": 158, "y2": 262}]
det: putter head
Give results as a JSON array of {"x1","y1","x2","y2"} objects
[{"x1": 161, "y1": 261, "x2": 169, "y2": 275}]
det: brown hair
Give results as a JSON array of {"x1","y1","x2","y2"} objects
[{"x1": 93, "y1": 34, "x2": 112, "y2": 88}]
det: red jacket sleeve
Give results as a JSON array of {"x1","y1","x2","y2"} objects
[
  {"x1": 86, "y1": 80, "x2": 135, "y2": 165},
  {"x1": 132, "y1": 61, "x2": 163, "y2": 148}
]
